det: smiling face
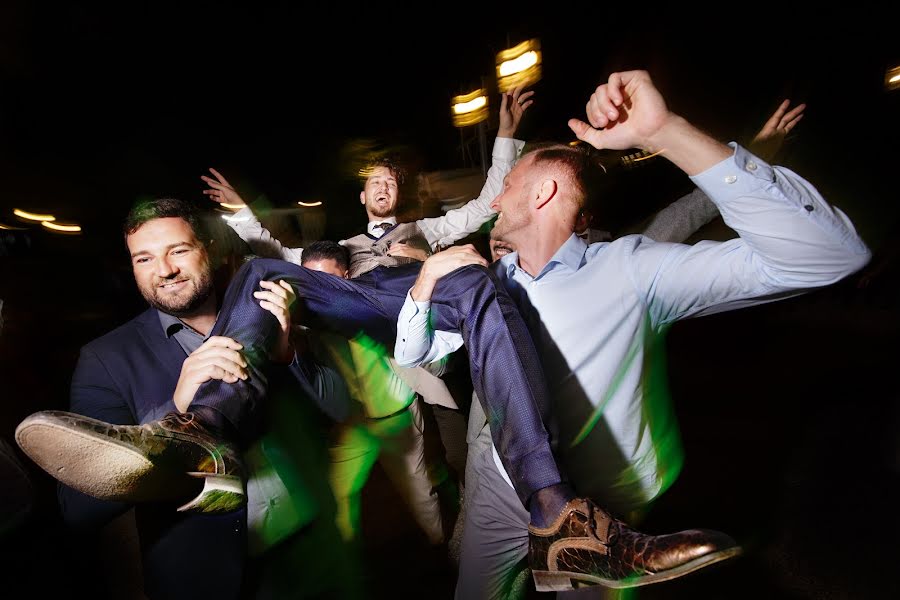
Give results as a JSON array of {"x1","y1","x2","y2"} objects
[
  {"x1": 127, "y1": 217, "x2": 214, "y2": 317},
  {"x1": 360, "y1": 165, "x2": 400, "y2": 220},
  {"x1": 489, "y1": 154, "x2": 537, "y2": 245},
  {"x1": 489, "y1": 237, "x2": 515, "y2": 262}
]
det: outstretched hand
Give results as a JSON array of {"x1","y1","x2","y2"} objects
[
  {"x1": 748, "y1": 99, "x2": 806, "y2": 162},
  {"x1": 567, "y1": 71, "x2": 672, "y2": 152},
  {"x1": 201, "y1": 168, "x2": 247, "y2": 210},
  {"x1": 498, "y1": 86, "x2": 535, "y2": 139}
]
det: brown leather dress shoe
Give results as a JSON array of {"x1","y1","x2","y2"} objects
[
  {"x1": 529, "y1": 498, "x2": 741, "y2": 591},
  {"x1": 15, "y1": 410, "x2": 244, "y2": 514}
]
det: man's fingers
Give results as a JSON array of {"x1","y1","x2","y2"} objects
[
  {"x1": 568, "y1": 119, "x2": 604, "y2": 150},
  {"x1": 190, "y1": 345, "x2": 247, "y2": 367},
  {"x1": 255, "y1": 291, "x2": 289, "y2": 315},
  {"x1": 258, "y1": 300, "x2": 289, "y2": 330},
  {"x1": 277, "y1": 280, "x2": 296, "y2": 302},
  {"x1": 208, "y1": 168, "x2": 231, "y2": 187},
  {"x1": 258, "y1": 280, "x2": 289, "y2": 300},
  {"x1": 782, "y1": 103, "x2": 806, "y2": 126},
  {"x1": 200, "y1": 336, "x2": 243, "y2": 350},
  {"x1": 606, "y1": 72, "x2": 625, "y2": 106},
  {"x1": 200, "y1": 175, "x2": 230, "y2": 191},
  {"x1": 200, "y1": 363, "x2": 245, "y2": 382},
  {"x1": 190, "y1": 357, "x2": 247, "y2": 381},
  {"x1": 783, "y1": 112, "x2": 804, "y2": 132}
]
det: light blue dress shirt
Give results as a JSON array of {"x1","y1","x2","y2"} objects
[{"x1": 394, "y1": 144, "x2": 870, "y2": 510}]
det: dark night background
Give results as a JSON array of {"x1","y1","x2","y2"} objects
[{"x1": 1, "y1": 3, "x2": 899, "y2": 599}]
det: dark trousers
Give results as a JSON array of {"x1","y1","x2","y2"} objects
[{"x1": 195, "y1": 258, "x2": 561, "y2": 505}]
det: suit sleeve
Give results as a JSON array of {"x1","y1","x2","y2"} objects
[{"x1": 58, "y1": 346, "x2": 133, "y2": 528}]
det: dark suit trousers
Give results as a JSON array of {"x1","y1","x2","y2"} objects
[{"x1": 195, "y1": 258, "x2": 560, "y2": 505}]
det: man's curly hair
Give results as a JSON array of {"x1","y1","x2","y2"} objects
[{"x1": 358, "y1": 156, "x2": 407, "y2": 186}]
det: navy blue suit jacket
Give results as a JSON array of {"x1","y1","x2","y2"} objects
[{"x1": 59, "y1": 307, "x2": 248, "y2": 600}]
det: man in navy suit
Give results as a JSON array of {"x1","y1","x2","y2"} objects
[{"x1": 33, "y1": 199, "x2": 350, "y2": 599}]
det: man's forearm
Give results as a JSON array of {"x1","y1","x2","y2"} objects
[{"x1": 648, "y1": 115, "x2": 732, "y2": 177}]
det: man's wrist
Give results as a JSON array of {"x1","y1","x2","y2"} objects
[{"x1": 410, "y1": 269, "x2": 436, "y2": 302}]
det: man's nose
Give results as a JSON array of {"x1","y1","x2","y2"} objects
[{"x1": 155, "y1": 256, "x2": 178, "y2": 277}]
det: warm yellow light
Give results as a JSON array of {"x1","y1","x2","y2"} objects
[
  {"x1": 297, "y1": 200, "x2": 323, "y2": 207},
  {"x1": 451, "y1": 89, "x2": 489, "y2": 127},
  {"x1": 452, "y1": 95, "x2": 487, "y2": 115},
  {"x1": 498, "y1": 51, "x2": 538, "y2": 77},
  {"x1": 220, "y1": 202, "x2": 246, "y2": 210},
  {"x1": 0, "y1": 222, "x2": 26, "y2": 230},
  {"x1": 886, "y1": 65, "x2": 900, "y2": 91},
  {"x1": 496, "y1": 39, "x2": 542, "y2": 92},
  {"x1": 41, "y1": 221, "x2": 82, "y2": 232},
  {"x1": 14, "y1": 208, "x2": 55, "y2": 222},
  {"x1": 632, "y1": 149, "x2": 665, "y2": 162}
]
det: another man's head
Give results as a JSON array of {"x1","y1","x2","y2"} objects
[
  {"x1": 301, "y1": 240, "x2": 350, "y2": 279},
  {"x1": 124, "y1": 198, "x2": 216, "y2": 317},
  {"x1": 490, "y1": 144, "x2": 602, "y2": 253},
  {"x1": 358, "y1": 157, "x2": 407, "y2": 222},
  {"x1": 489, "y1": 237, "x2": 515, "y2": 262}
]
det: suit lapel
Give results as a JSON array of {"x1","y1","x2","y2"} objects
[{"x1": 134, "y1": 308, "x2": 188, "y2": 376}]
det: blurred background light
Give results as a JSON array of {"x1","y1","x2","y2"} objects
[
  {"x1": 41, "y1": 221, "x2": 81, "y2": 233},
  {"x1": 496, "y1": 38, "x2": 541, "y2": 92},
  {"x1": 13, "y1": 209, "x2": 55, "y2": 222},
  {"x1": 451, "y1": 89, "x2": 488, "y2": 127}
]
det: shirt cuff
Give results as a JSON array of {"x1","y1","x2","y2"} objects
[
  {"x1": 406, "y1": 290, "x2": 431, "y2": 314},
  {"x1": 690, "y1": 143, "x2": 779, "y2": 205},
  {"x1": 493, "y1": 137, "x2": 526, "y2": 161}
]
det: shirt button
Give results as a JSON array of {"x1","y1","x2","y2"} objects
[
  {"x1": 724, "y1": 175, "x2": 737, "y2": 184},
  {"x1": 746, "y1": 161, "x2": 758, "y2": 172}
]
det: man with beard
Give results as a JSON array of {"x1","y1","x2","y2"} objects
[{"x1": 32, "y1": 199, "x2": 354, "y2": 599}]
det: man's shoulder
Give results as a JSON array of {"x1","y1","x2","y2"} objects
[{"x1": 81, "y1": 308, "x2": 157, "y2": 354}]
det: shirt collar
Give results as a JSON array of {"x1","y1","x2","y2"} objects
[
  {"x1": 500, "y1": 233, "x2": 588, "y2": 280},
  {"x1": 157, "y1": 310, "x2": 207, "y2": 339},
  {"x1": 367, "y1": 217, "x2": 398, "y2": 237},
  {"x1": 157, "y1": 310, "x2": 185, "y2": 338}
]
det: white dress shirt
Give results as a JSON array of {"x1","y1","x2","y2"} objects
[
  {"x1": 225, "y1": 137, "x2": 525, "y2": 257},
  {"x1": 367, "y1": 218, "x2": 398, "y2": 238},
  {"x1": 394, "y1": 144, "x2": 870, "y2": 509}
]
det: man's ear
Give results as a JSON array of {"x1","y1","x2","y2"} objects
[
  {"x1": 359, "y1": 191, "x2": 366, "y2": 205},
  {"x1": 534, "y1": 178, "x2": 558, "y2": 210}
]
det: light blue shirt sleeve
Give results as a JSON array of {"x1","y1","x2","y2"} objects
[
  {"x1": 627, "y1": 144, "x2": 871, "y2": 329},
  {"x1": 394, "y1": 291, "x2": 464, "y2": 367}
]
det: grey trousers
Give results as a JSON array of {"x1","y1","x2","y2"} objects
[
  {"x1": 456, "y1": 398, "x2": 531, "y2": 600},
  {"x1": 456, "y1": 400, "x2": 624, "y2": 600}
]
